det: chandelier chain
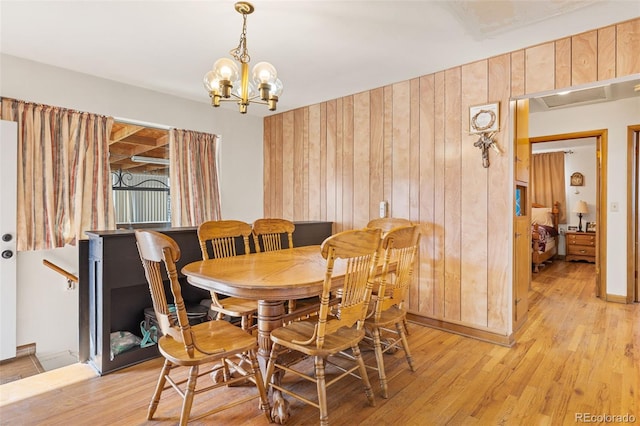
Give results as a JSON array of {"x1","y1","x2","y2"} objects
[{"x1": 231, "y1": 12, "x2": 251, "y2": 64}]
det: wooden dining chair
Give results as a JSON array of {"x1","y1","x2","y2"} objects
[
  {"x1": 366, "y1": 217, "x2": 413, "y2": 233},
  {"x1": 265, "y1": 228, "x2": 382, "y2": 426},
  {"x1": 366, "y1": 216, "x2": 414, "y2": 335},
  {"x1": 134, "y1": 230, "x2": 270, "y2": 426},
  {"x1": 252, "y1": 218, "x2": 315, "y2": 318},
  {"x1": 252, "y1": 218, "x2": 295, "y2": 253},
  {"x1": 197, "y1": 220, "x2": 258, "y2": 331},
  {"x1": 363, "y1": 225, "x2": 420, "y2": 398}
]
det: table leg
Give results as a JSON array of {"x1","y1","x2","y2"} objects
[{"x1": 257, "y1": 300, "x2": 290, "y2": 424}]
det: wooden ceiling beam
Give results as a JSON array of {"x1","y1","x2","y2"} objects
[
  {"x1": 110, "y1": 124, "x2": 144, "y2": 145},
  {"x1": 118, "y1": 134, "x2": 166, "y2": 147}
]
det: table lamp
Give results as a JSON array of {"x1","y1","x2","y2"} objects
[{"x1": 573, "y1": 200, "x2": 589, "y2": 232}]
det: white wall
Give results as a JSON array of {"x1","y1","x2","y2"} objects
[
  {"x1": 530, "y1": 95, "x2": 640, "y2": 297},
  {"x1": 564, "y1": 144, "x2": 597, "y2": 227},
  {"x1": 0, "y1": 54, "x2": 265, "y2": 361}
]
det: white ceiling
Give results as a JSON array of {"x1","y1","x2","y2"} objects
[{"x1": 1, "y1": 1, "x2": 638, "y2": 117}]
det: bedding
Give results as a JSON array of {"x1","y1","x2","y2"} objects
[
  {"x1": 533, "y1": 224, "x2": 559, "y2": 253},
  {"x1": 531, "y1": 202, "x2": 560, "y2": 273},
  {"x1": 531, "y1": 208, "x2": 554, "y2": 226}
]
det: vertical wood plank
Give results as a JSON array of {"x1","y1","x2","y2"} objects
[
  {"x1": 342, "y1": 96, "x2": 354, "y2": 231},
  {"x1": 407, "y1": 77, "x2": 421, "y2": 311},
  {"x1": 335, "y1": 98, "x2": 344, "y2": 233},
  {"x1": 461, "y1": 60, "x2": 488, "y2": 327},
  {"x1": 433, "y1": 71, "x2": 446, "y2": 319},
  {"x1": 525, "y1": 42, "x2": 555, "y2": 94},
  {"x1": 370, "y1": 88, "x2": 384, "y2": 222},
  {"x1": 353, "y1": 92, "x2": 370, "y2": 229},
  {"x1": 511, "y1": 50, "x2": 525, "y2": 97},
  {"x1": 571, "y1": 30, "x2": 598, "y2": 86},
  {"x1": 263, "y1": 116, "x2": 272, "y2": 217},
  {"x1": 487, "y1": 53, "x2": 512, "y2": 334},
  {"x1": 555, "y1": 38, "x2": 572, "y2": 90},
  {"x1": 392, "y1": 80, "x2": 411, "y2": 220},
  {"x1": 418, "y1": 73, "x2": 436, "y2": 317},
  {"x1": 293, "y1": 108, "x2": 305, "y2": 220},
  {"x1": 597, "y1": 26, "x2": 616, "y2": 81},
  {"x1": 308, "y1": 104, "x2": 321, "y2": 221},
  {"x1": 274, "y1": 114, "x2": 283, "y2": 218},
  {"x1": 302, "y1": 108, "x2": 309, "y2": 220},
  {"x1": 282, "y1": 111, "x2": 295, "y2": 219},
  {"x1": 616, "y1": 19, "x2": 640, "y2": 76},
  {"x1": 326, "y1": 101, "x2": 337, "y2": 227},
  {"x1": 444, "y1": 67, "x2": 462, "y2": 321},
  {"x1": 320, "y1": 103, "x2": 327, "y2": 221},
  {"x1": 383, "y1": 85, "x2": 394, "y2": 209},
  {"x1": 409, "y1": 78, "x2": 421, "y2": 223}
]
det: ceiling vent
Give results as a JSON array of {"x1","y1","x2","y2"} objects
[{"x1": 540, "y1": 85, "x2": 610, "y2": 109}]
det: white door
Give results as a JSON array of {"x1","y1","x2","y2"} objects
[{"x1": 0, "y1": 120, "x2": 18, "y2": 360}]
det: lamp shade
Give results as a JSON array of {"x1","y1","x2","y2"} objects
[{"x1": 573, "y1": 200, "x2": 589, "y2": 214}]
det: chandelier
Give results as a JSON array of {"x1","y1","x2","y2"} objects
[{"x1": 203, "y1": 2, "x2": 282, "y2": 114}]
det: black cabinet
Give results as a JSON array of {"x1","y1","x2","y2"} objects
[{"x1": 83, "y1": 221, "x2": 332, "y2": 374}]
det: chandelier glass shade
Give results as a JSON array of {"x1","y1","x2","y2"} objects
[{"x1": 203, "y1": 2, "x2": 282, "y2": 114}]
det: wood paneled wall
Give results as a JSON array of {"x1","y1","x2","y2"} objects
[{"x1": 263, "y1": 19, "x2": 640, "y2": 338}]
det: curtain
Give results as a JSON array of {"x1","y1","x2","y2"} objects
[
  {"x1": 1, "y1": 98, "x2": 115, "y2": 251},
  {"x1": 169, "y1": 129, "x2": 221, "y2": 226},
  {"x1": 531, "y1": 152, "x2": 567, "y2": 223}
]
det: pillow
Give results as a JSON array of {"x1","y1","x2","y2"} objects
[{"x1": 531, "y1": 207, "x2": 553, "y2": 226}]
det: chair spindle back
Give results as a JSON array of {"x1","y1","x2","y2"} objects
[
  {"x1": 313, "y1": 228, "x2": 382, "y2": 349},
  {"x1": 374, "y1": 225, "x2": 420, "y2": 318},
  {"x1": 135, "y1": 230, "x2": 196, "y2": 356},
  {"x1": 252, "y1": 218, "x2": 295, "y2": 252},
  {"x1": 197, "y1": 220, "x2": 252, "y2": 260}
]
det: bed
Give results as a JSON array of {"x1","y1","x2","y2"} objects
[{"x1": 531, "y1": 202, "x2": 560, "y2": 273}]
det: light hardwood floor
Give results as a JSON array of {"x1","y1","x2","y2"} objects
[{"x1": 1, "y1": 260, "x2": 637, "y2": 425}]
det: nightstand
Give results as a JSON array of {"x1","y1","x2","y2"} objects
[{"x1": 565, "y1": 231, "x2": 596, "y2": 263}]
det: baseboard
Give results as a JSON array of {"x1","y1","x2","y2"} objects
[
  {"x1": 606, "y1": 294, "x2": 629, "y2": 304},
  {"x1": 407, "y1": 314, "x2": 514, "y2": 347},
  {"x1": 15, "y1": 343, "x2": 36, "y2": 358}
]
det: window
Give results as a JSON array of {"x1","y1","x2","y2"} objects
[{"x1": 109, "y1": 121, "x2": 170, "y2": 228}]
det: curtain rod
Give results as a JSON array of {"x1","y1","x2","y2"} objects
[
  {"x1": 114, "y1": 116, "x2": 172, "y2": 131},
  {"x1": 1, "y1": 97, "x2": 109, "y2": 118},
  {"x1": 114, "y1": 117, "x2": 221, "y2": 138},
  {"x1": 533, "y1": 149, "x2": 574, "y2": 154}
]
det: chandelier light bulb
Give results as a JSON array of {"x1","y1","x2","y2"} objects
[
  {"x1": 252, "y1": 61, "x2": 277, "y2": 85},
  {"x1": 213, "y1": 58, "x2": 239, "y2": 82},
  {"x1": 270, "y1": 78, "x2": 284, "y2": 97},
  {"x1": 232, "y1": 80, "x2": 257, "y2": 99},
  {"x1": 203, "y1": 70, "x2": 219, "y2": 93}
]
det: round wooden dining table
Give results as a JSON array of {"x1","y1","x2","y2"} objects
[
  {"x1": 182, "y1": 244, "x2": 347, "y2": 424},
  {"x1": 181, "y1": 245, "x2": 348, "y2": 357}
]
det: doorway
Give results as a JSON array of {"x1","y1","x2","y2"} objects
[{"x1": 530, "y1": 131, "x2": 606, "y2": 297}]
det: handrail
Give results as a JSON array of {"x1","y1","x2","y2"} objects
[{"x1": 43, "y1": 259, "x2": 78, "y2": 283}]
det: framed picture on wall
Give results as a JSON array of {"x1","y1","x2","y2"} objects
[
  {"x1": 469, "y1": 102, "x2": 499, "y2": 134},
  {"x1": 570, "y1": 172, "x2": 584, "y2": 186}
]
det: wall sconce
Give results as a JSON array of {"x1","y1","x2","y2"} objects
[{"x1": 470, "y1": 102, "x2": 501, "y2": 168}]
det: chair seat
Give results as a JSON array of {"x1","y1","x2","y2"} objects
[
  {"x1": 271, "y1": 319, "x2": 365, "y2": 358},
  {"x1": 365, "y1": 306, "x2": 406, "y2": 328},
  {"x1": 211, "y1": 297, "x2": 258, "y2": 317},
  {"x1": 159, "y1": 320, "x2": 257, "y2": 366}
]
